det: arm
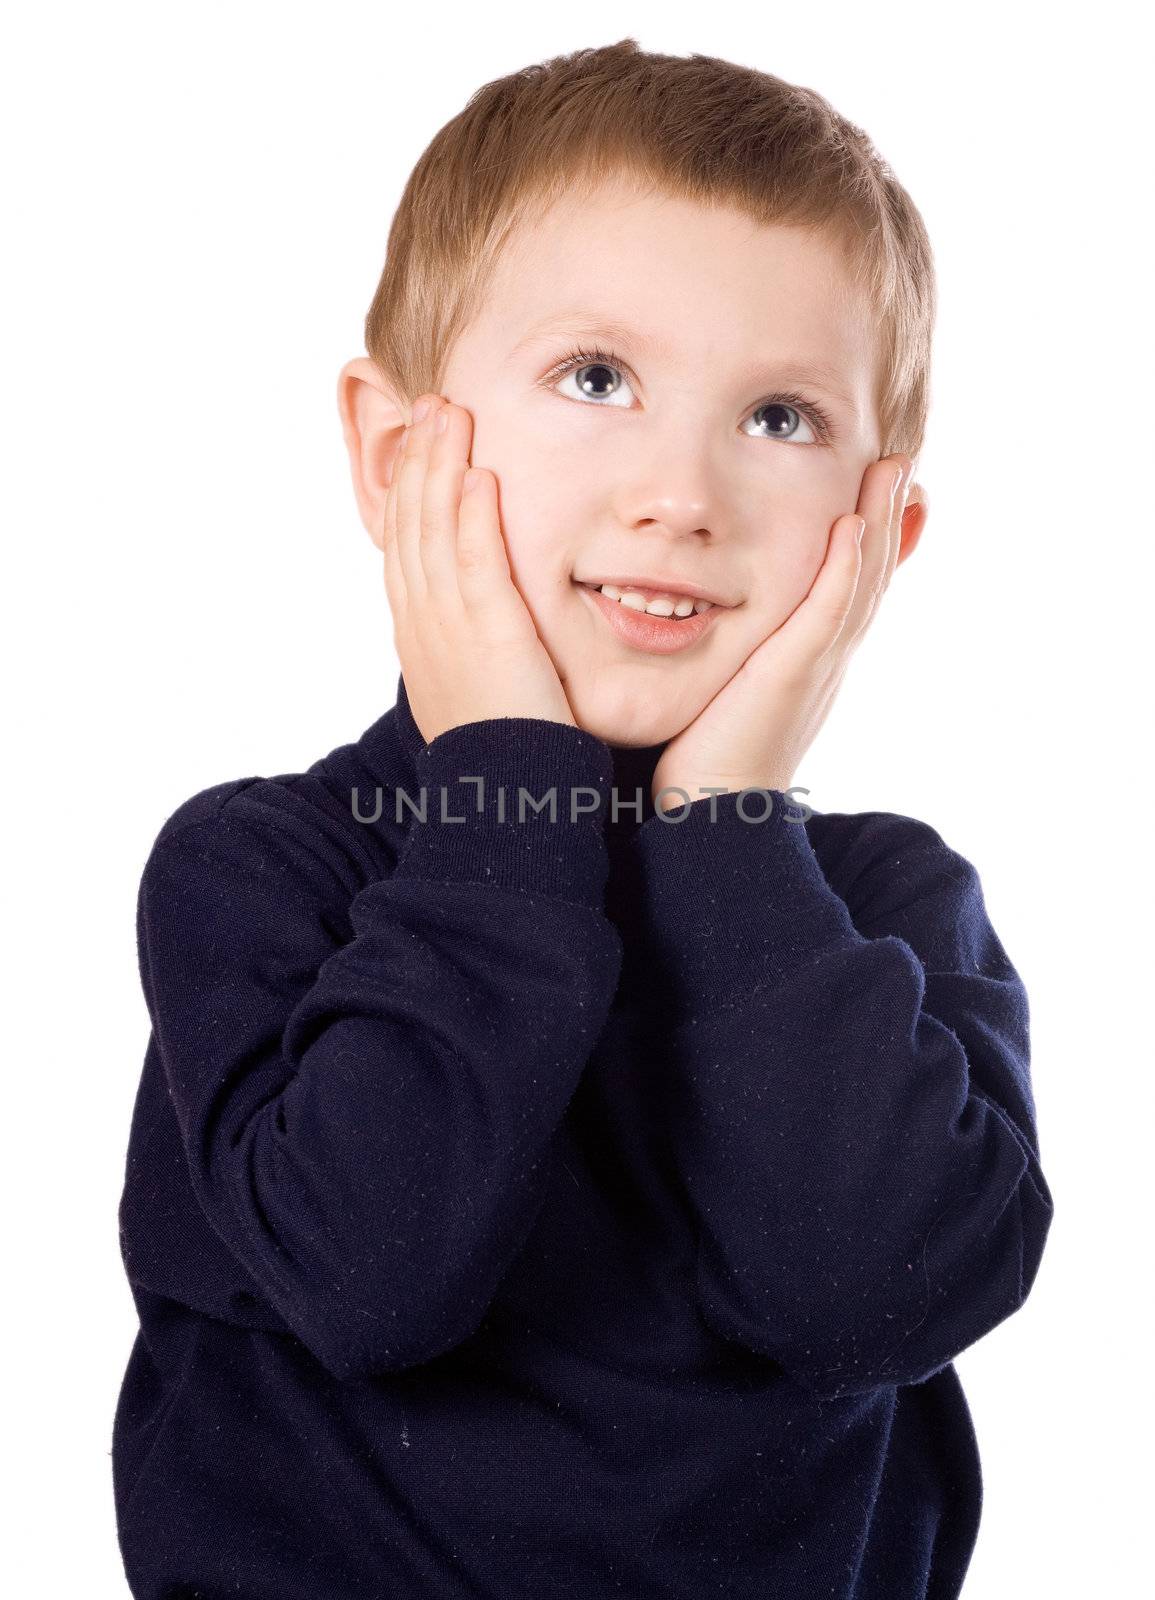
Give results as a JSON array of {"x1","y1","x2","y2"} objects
[
  {"x1": 633, "y1": 792, "x2": 1055, "y2": 1401},
  {"x1": 137, "y1": 717, "x2": 622, "y2": 1382}
]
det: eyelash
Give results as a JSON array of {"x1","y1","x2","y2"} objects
[{"x1": 539, "y1": 343, "x2": 836, "y2": 443}]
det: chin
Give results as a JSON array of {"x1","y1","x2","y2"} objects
[{"x1": 559, "y1": 677, "x2": 687, "y2": 751}]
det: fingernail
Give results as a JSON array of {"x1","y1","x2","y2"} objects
[{"x1": 412, "y1": 396, "x2": 433, "y2": 423}]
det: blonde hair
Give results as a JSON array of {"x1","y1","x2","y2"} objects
[{"x1": 365, "y1": 38, "x2": 935, "y2": 460}]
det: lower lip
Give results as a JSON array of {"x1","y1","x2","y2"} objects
[{"x1": 573, "y1": 582, "x2": 725, "y2": 654}]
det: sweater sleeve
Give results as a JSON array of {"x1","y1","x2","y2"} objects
[
  {"x1": 632, "y1": 790, "x2": 1055, "y2": 1401},
  {"x1": 136, "y1": 717, "x2": 623, "y2": 1383}
]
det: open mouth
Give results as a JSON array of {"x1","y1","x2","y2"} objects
[
  {"x1": 572, "y1": 582, "x2": 710, "y2": 617},
  {"x1": 572, "y1": 579, "x2": 729, "y2": 655}
]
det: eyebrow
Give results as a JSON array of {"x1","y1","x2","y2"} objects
[{"x1": 510, "y1": 312, "x2": 860, "y2": 412}]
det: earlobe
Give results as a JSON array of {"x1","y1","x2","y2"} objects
[{"x1": 336, "y1": 358, "x2": 408, "y2": 551}]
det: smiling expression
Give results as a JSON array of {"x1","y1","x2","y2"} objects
[{"x1": 423, "y1": 172, "x2": 884, "y2": 749}]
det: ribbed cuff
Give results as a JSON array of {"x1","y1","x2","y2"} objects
[
  {"x1": 632, "y1": 788, "x2": 860, "y2": 1011},
  {"x1": 391, "y1": 717, "x2": 617, "y2": 909}
]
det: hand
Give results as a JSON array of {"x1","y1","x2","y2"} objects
[
  {"x1": 650, "y1": 454, "x2": 914, "y2": 812},
  {"x1": 384, "y1": 392, "x2": 578, "y2": 746}
]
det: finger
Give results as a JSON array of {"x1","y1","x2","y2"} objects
[
  {"x1": 392, "y1": 398, "x2": 434, "y2": 604},
  {"x1": 842, "y1": 456, "x2": 907, "y2": 643},
  {"x1": 382, "y1": 447, "x2": 407, "y2": 620},
  {"x1": 882, "y1": 453, "x2": 912, "y2": 585},
  {"x1": 773, "y1": 511, "x2": 864, "y2": 670},
  {"x1": 417, "y1": 399, "x2": 469, "y2": 600},
  {"x1": 454, "y1": 468, "x2": 523, "y2": 636}
]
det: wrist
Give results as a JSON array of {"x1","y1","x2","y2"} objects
[
  {"x1": 391, "y1": 715, "x2": 617, "y2": 907},
  {"x1": 632, "y1": 788, "x2": 856, "y2": 1013},
  {"x1": 652, "y1": 775, "x2": 790, "y2": 814}
]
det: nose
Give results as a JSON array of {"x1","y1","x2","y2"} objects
[{"x1": 619, "y1": 474, "x2": 715, "y2": 545}]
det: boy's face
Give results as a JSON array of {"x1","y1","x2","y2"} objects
[{"x1": 348, "y1": 173, "x2": 925, "y2": 750}]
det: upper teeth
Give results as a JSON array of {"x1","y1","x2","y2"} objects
[{"x1": 595, "y1": 583, "x2": 713, "y2": 616}]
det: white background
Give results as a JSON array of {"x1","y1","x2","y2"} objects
[{"x1": 4, "y1": 3, "x2": 1150, "y2": 1595}]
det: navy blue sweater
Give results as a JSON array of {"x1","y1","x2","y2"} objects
[{"x1": 113, "y1": 672, "x2": 1054, "y2": 1599}]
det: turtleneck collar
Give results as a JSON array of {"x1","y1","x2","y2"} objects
[{"x1": 387, "y1": 671, "x2": 668, "y2": 835}]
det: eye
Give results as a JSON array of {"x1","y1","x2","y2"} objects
[
  {"x1": 544, "y1": 346, "x2": 635, "y2": 408},
  {"x1": 540, "y1": 345, "x2": 834, "y2": 444},
  {"x1": 742, "y1": 396, "x2": 828, "y2": 446},
  {"x1": 739, "y1": 396, "x2": 825, "y2": 448}
]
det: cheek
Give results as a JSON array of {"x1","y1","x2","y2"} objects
[
  {"x1": 478, "y1": 475, "x2": 580, "y2": 632},
  {"x1": 481, "y1": 433, "x2": 592, "y2": 583},
  {"x1": 494, "y1": 475, "x2": 572, "y2": 575},
  {"x1": 749, "y1": 528, "x2": 827, "y2": 628},
  {"x1": 787, "y1": 534, "x2": 828, "y2": 595}
]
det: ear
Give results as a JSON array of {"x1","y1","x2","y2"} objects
[
  {"x1": 894, "y1": 480, "x2": 929, "y2": 570},
  {"x1": 336, "y1": 357, "x2": 410, "y2": 552}
]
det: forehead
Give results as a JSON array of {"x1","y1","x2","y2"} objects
[{"x1": 481, "y1": 180, "x2": 873, "y2": 388}]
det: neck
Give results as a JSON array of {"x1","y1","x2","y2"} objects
[{"x1": 605, "y1": 737, "x2": 666, "y2": 835}]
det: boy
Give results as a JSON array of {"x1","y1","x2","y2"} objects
[{"x1": 112, "y1": 38, "x2": 1054, "y2": 1600}]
